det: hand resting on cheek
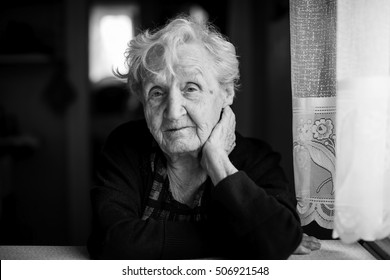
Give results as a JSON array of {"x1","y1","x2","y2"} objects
[{"x1": 200, "y1": 106, "x2": 238, "y2": 185}]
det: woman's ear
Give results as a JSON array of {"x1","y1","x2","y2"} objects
[{"x1": 223, "y1": 84, "x2": 235, "y2": 108}]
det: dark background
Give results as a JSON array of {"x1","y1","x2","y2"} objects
[{"x1": 0, "y1": 0, "x2": 313, "y2": 246}]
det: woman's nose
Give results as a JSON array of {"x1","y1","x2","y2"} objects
[{"x1": 164, "y1": 89, "x2": 186, "y2": 120}]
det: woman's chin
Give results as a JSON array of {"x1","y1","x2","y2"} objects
[{"x1": 163, "y1": 140, "x2": 201, "y2": 157}]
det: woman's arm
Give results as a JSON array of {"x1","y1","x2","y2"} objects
[
  {"x1": 201, "y1": 107, "x2": 303, "y2": 259},
  {"x1": 209, "y1": 169, "x2": 302, "y2": 259}
]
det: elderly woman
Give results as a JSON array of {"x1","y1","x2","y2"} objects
[{"x1": 88, "y1": 16, "x2": 319, "y2": 259}]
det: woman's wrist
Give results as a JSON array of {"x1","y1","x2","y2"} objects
[{"x1": 201, "y1": 145, "x2": 238, "y2": 185}]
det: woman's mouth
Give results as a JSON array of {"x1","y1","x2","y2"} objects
[
  {"x1": 164, "y1": 126, "x2": 195, "y2": 138},
  {"x1": 165, "y1": 126, "x2": 189, "y2": 132}
]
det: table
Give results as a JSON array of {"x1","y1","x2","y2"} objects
[
  {"x1": 288, "y1": 240, "x2": 375, "y2": 260},
  {"x1": 0, "y1": 246, "x2": 89, "y2": 260},
  {"x1": 0, "y1": 240, "x2": 375, "y2": 260}
]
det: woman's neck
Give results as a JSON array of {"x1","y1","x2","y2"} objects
[{"x1": 165, "y1": 153, "x2": 207, "y2": 207}]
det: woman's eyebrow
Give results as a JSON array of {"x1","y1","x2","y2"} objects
[
  {"x1": 178, "y1": 67, "x2": 204, "y2": 81},
  {"x1": 143, "y1": 73, "x2": 169, "y2": 89}
]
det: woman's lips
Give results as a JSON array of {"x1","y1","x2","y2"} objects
[
  {"x1": 164, "y1": 126, "x2": 194, "y2": 137},
  {"x1": 165, "y1": 126, "x2": 191, "y2": 132}
]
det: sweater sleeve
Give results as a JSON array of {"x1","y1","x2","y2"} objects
[
  {"x1": 87, "y1": 122, "x2": 211, "y2": 259},
  {"x1": 208, "y1": 138, "x2": 303, "y2": 259}
]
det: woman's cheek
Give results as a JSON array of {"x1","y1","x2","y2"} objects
[
  {"x1": 194, "y1": 116, "x2": 215, "y2": 144},
  {"x1": 145, "y1": 106, "x2": 161, "y2": 133}
]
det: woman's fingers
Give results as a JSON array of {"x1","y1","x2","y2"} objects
[
  {"x1": 302, "y1": 234, "x2": 321, "y2": 250},
  {"x1": 219, "y1": 106, "x2": 236, "y2": 154},
  {"x1": 207, "y1": 106, "x2": 236, "y2": 154},
  {"x1": 294, "y1": 244, "x2": 312, "y2": 255},
  {"x1": 293, "y1": 234, "x2": 321, "y2": 255}
]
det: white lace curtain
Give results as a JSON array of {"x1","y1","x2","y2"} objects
[
  {"x1": 290, "y1": 0, "x2": 390, "y2": 243},
  {"x1": 290, "y1": 0, "x2": 337, "y2": 230}
]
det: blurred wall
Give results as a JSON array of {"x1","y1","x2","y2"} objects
[
  {"x1": 0, "y1": 1, "x2": 70, "y2": 244},
  {"x1": 0, "y1": 64, "x2": 68, "y2": 244},
  {"x1": 0, "y1": 0, "x2": 90, "y2": 245},
  {"x1": 229, "y1": 0, "x2": 294, "y2": 193}
]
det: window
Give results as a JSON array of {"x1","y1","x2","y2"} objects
[
  {"x1": 362, "y1": 237, "x2": 390, "y2": 259},
  {"x1": 89, "y1": 4, "x2": 139, "y2": 84}
]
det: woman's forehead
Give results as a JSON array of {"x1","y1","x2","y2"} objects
[
  {"x1": 146, "y1": 45, "x2": 213, "y2": 82},
  {"x1": 144, "y1": 66, "x2": 204, "y2": 87},
  {"x1": 152, "y1": 42, "x2": 210, "y2": 69},
  {"x1": 177, "y1": 43, "x2": 212, "y2": 67}
]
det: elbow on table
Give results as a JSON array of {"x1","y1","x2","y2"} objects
[{"x1": 248, "y1": 217, "x2": 303, "y2": 259}]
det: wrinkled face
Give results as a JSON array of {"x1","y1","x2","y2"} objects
[{"x1": 142, "y1": 43, "x2": 229, "y2": 157}]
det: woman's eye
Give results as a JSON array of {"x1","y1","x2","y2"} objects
[
  {"x1": 149, "y1": 87, "x2": 164, "y2": 99},
  {"x1": 184, "y1": 83, "x2": 200, "y2": 93}
]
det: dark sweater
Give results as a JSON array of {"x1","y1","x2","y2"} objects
[{"x1": 88, "y1": 119, "x2": 303, "y2": 259}]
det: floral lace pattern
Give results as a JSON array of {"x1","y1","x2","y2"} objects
[
  {"x1": 292, "y1": 98, "x2": 336, "y2": 229},
  {"x1": 290, "y1": 0, "x2": 337, "y2": 229}
]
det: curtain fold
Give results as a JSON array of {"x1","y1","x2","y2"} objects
[
  {"x1": 290, "y1": 0, "x2": 337, "y2": 229},
  {"x1": 290, "y1": 0, "x2": 390, "y2": 243},
  {"x1": 334, "y1": 0, "x2": 390, "y2": 243}
]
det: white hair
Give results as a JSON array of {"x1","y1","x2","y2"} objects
[{"x1": 115, "y1": 16, "x2": 240, "y2": 97}]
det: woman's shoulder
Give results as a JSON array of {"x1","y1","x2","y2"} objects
[
  {"x1": 230, "y1": 132, "x2": 282, "y2": 169},
  {"x1": 230, "y1": 132, "x2": 289, "y2": 188},
  {"x1": 233, "y1": 132, "x2": 276, "y2": 155}
]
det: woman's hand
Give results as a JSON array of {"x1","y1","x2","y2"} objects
[
  {"x1": 200, "y1": 106, "x2": 238, "y2": 185},
  {"x1": 293, "y1": 234, "x2": 321, "y2": 255},
  {"x1": 204, "y1": 106, "x2": 237, "y2": 154}
]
